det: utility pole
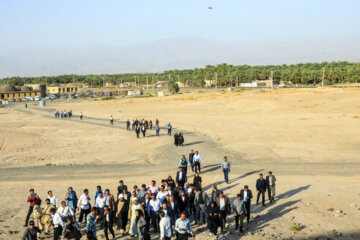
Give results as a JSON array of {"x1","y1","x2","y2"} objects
[
  {"x1": 230, "y1": 76, "x2": 232, "y2": 88},
  {"x1": 146, "y1": 76, "x2": 148, "y2": 89},
  {"x1": 236, "y1": 76, "x2": 238, "y2": 87},
  {"x1": 322, "y1": 68, "x2": 325, "y2": 87},
  {"x1": 215, "y1": 72, "x2": 218, "y2": 91},
  {"x1": 102, "y1": 76, "x2": 105, "y2": 88},
  {"x1": 271, "y1": 71, "x2": 274, "y2": 90},
  {"x1": 151, "y1": 76, "x2": 154, "y2": 88},
  {"x1": 134, "y1": 76, "x2": 136, "y2": 88}
]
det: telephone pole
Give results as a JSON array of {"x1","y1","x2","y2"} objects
[
  {"x1": 146, "y1": 76, "x2": 148, "y2": 89},
  {"x1": 215, "y1": 72, "x2": 218, "y2": 91},
  {"x1": 322, "y1": 68, "x2": 325, "y2": 87},
  {"x1": 271, "y1": 71, "x2": 274, "y2": 90}
]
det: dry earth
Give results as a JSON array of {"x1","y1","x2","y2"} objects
[{"x1": 0, "y1": 88, "x2": 359, "y2": 239}]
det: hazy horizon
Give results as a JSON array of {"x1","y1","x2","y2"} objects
[{"x1": 1, "y1": 0, "x2": 359, "y2": 78}]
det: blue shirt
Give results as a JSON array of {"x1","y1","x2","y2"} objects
[
  {"x1": 175, "y1": 218, "x2": 193, "y2": 234},
  {"x1": 67, "y1": 191, "x2": 76, "y2": 207},
  {"x1": 168, "y1": 124, "x2": 172, "y2": 129},
  {"x1": 221, "y1": 161, "x2": 230, "y2": 170},
  {"x1": 178, "y1": 158, "x2": 190, "y2": 167}
]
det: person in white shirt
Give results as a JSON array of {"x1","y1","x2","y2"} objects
[
  {"x1": 159, "y1": 211, "x2": 172, "y2": 240},
  {"x1": 57, "y1": 200, "x2": 73, "y2": 222},
  {"x1": 157, "y1": 186, "x2": 169, "y2": 204},
  {"x1": 47, "y1": 190, "x2": 58, "y2": 208},
  {"x1": 148, "y1": 194, "x2": 161, "y2": 233},
  {"x1": 50, "y1": 208, "x2": 63, "y2": 240},
  {"x1": 110, "y1": 115, "x2": 114, "y2": 125},
  {"x1": 77, "y1": 189, "x2": 91, "y2": 224},
  {"x1": 193, "y1": 151, "x2": 202, "y2": 173},
  {"x1": 96, "y1": 192, "x2": 106, "y2": 227}
]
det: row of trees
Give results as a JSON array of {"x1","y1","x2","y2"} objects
[{"x1": 1, "y1": 61, "x2": 359, "y2": 87}]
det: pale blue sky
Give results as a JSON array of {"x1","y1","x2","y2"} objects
[{"x1": 0, "y1": 0, "x2": 359, "y2": 77}]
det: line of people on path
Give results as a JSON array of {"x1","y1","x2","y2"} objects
[{"x1": 54, "y1": 110, "x2": 73, "y2": 119}]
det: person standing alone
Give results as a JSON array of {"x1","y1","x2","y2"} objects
[
  {"x1": 110, "y1": 115, "x2": 113, "y2": 125},
  {"x1": 221, "y1": 156, "x2": 231, "y2": 184},
  {"x1": 167, "y1": 123, "x2": 172, "y2": 136}
]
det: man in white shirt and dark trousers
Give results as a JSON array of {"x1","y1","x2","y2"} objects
[
  {"x1": 50, "y1": 208, "x2": 64, "y2": 240},
  {"x1": 159, "y1": 210, "x2": 172, "y2": 240},
  {"x1": 77, "y1": 189, "x2": 91, "y2": 224},
  {"x1": 193, "y1": 151, "x2": 201, "y2": 173},
  {"x1": 221, "y1": 156, "x2": 231, "y2": 184},
  {"x1": 148, "y1": 193, "x2": 161, "y2": 233},
  {"x1": 96, "y1": 191, "x2": 106, "y2": 228},
  {"x1": 240, "y1": 185, "x2": 253, "y2": 223}
]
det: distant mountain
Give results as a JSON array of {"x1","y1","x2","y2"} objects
[{"x1": 0, "y1": 35, "x2": 359, "y2": 78}]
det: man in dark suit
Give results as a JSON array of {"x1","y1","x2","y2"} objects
[
  {"x1": 266, "y1": 171, "x2": 277, "y2": 203},
  {"x1": 194, "y1": 188, "x2": 209, "y2": 225},
  {"x1": 176, "y1": 167, "x2": 186, "y2": 188},
  {"x1": 178, "y1": 191, "x2": 188, "y2": 215},
  {"x1": 240, "y1": 185, "x2": 253, "y2": 223},
  {"x1": 102, "y1": 205, "x2": 115, "y2": 240},
  {"x1": 189, "y1": 149, "x2": 195, "y2": 172},
  {"x1": 215, "y1": 191, "x2": 231, "y2": 233},
  {"x1": 167, "y1": 195, "x2": 180, "y2": 229},
  {"x1": 256, "y1": 174, "x2": 267, "y2": 206},
  {"x1": 211, "y1": 185, "x2": 220, "y2": 202},
  {"x1": 140, "y1": 193, "x2": 151, "y2": 231}
]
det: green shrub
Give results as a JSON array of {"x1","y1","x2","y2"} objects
[
  {"x1": 101, "y1": 96, "x2": 115, "y2": 101},
  {"x1": 289, "y1": 224, "x2": 304, "y2": 231}
]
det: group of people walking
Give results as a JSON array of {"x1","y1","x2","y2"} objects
[
  {"x1": 174, "y1": 133, "x2": 184, "y2": 146},
  {"x1": 23, "y1": 149, "x2": 277, "y2": 240},
  {"x1": 53, "y1": 110, "x2": 73, "y2": 119},
  {"x1": 126, "y1": 119, "x2": 162, "y2": 138}
]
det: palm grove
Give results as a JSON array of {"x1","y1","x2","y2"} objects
[{"x1": 1, "y1": 61, "x2": 359, "y2": 87}]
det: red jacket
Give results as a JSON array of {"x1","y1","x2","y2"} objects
[{"x1": 27, "y1": 196, "x2": 37, "y2": 206}]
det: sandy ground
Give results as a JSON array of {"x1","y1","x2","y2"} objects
[{"x1": 0, "y1": 88, "x2": 359, "y2": 239}]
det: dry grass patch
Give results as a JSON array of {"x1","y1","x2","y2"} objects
[{"x1": 289, "y1": 224, "x2": 304, "y2": 231}]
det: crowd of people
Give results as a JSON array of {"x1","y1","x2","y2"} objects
[
  {"x1": 53, "y1": 110, "x2": 73, "y2": 119},
  {"x1": 23, "y1": 149, "x2": 277, "y2": 240}
]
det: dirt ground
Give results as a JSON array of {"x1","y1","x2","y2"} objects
[{"x1": 0, "y1": 87, "x2": 359, "y2": 239}]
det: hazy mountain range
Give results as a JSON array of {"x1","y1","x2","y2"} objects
[{"x1": 0, "y1": 36, "x2": 359, "y2": 78}]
